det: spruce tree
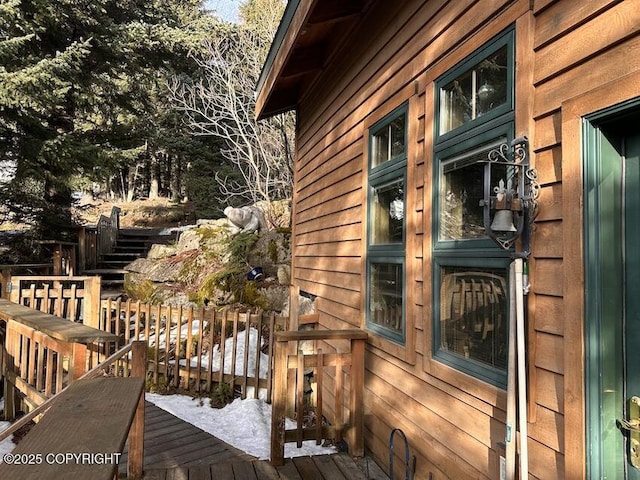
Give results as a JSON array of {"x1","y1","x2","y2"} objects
[{"x1": 0, "y1": 0, "x2": 214, "y2": 241}]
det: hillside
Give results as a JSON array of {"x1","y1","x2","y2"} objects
[{"x1": 72, "y1": 196, "x2": 197, "y2": 229}]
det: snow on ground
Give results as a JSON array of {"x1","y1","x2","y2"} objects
[
  {"x1": 0, "y1": 393, "x2": 336, "y2": 462},
  {"x1": 146, "y1": 393, "x2": 336, "y2": 460},
  {"x1": 178, "y1": 327, "x2": 270, "y2": 379},
  {"x1": 1, "y1": 321, "x2": 311, "y2": 462},
  {"x1": 0, "y1": 396, "x2": 13, "y2": 459},
  {"x1": 139, "y1": 317, "x2": 206, "y2": 350}
]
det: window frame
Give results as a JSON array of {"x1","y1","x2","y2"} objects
[
  {"x1": 433, "y1": 121, "x2": 514, "y2": 252},
  {"x1": 432, "y1": 256, "x2": 512, "y2": 387},
  {"x1": 431, "y1": 27, "x2": 515, "y2": 388},
  {"x1": 435, "y1": 29, "x2": 515, "y2": 143},
  {"x1": 366, "y1": 103, "x2": 408, "y2": 345}
]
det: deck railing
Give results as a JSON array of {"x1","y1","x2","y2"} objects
[
  {"x1": 77, "y1": 226, "x2": 98, "y2": 271},
  {"x1": 0, "y1": 340, "x2": 147, "y2": 479},
  {"x1": 100, "y1": 298, "x2": 287, "y2": 401},
  {"x1": 1, "y1": 283, "x2": 370, "y2": 470},
  {"x1": 0, "y1": 264, "x2": 53, "y2": 299},
  {"x1": 96, "y1": 206, "x2": 120, "y2": 261},
  {"x1": 7, "y1": 275, "x2": 101, "y2": 327},
  {"x1": 270, "y1": 318, "x2": 367, "y2": 466},
  {"x1": 0, "y1": 298, "x2": 119, "y2": 419}
]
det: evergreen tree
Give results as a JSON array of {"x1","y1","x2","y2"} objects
[{"x1": 0, "y1": 0, "x2": 214, "y2": 239}]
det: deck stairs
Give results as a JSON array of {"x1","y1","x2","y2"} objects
[{"x1": 83, "y1": 227, "x2": 173, "y2": 297}]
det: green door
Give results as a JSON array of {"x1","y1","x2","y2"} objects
[
  {"x1": 586, "y1": 108, "x2": 640, "y2": 479},
  {"x1": 624, "y1": 130, "x2": 640, "y2": 478}
]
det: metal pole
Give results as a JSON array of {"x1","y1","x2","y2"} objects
[
  {"x1": 514, "y1": 258, "x2": 528, "y2": 478},
  {"x1": 505, "y1": 260, "x2": 517, "y2": 479}
]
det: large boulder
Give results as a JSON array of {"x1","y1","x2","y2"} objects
[{"x1": 224, "y1": 206, "x2": 267, "y2": 233}]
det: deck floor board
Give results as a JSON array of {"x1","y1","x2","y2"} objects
[{"x1": 117, "y1": 400, "x2": 382, "y2": 479}]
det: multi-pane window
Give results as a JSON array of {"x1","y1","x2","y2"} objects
[
  {"x1": 433, "y1": 28, "x2": 514, "y2": 387},
  {"x1": 371, "y1": 114, "x2": 406, "y2": 167},
  {"x1": 367, "y1": 104, "x2": 407, "y2": 344}
]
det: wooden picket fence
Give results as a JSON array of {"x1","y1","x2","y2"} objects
[{"x1": 99, "y1": 298, "x2": 287, "y2": 401}]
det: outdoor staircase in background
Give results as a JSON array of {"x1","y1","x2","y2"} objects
[{"x1": 83, "y1": 227, "x2": 172, "y2": 298}]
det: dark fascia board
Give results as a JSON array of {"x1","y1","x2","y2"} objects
[
  {"x1": 255, "y1": 0, "x2": 369, "y2": 120},
  {"x1": 255, "y1": 0, "x2": 301, "y2": 118}
]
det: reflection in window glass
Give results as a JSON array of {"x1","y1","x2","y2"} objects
[
  {"x1": 439, "y1": 266, "x2": 508, "y2": 370},
  {"x1": 440, "y1": 140, "x2": 507, "y2": 241},
  {"x1": 371, "y1": 115, "x2": 406, "y2": 167},
  {"x1": 369, "y1": 262, "x2": 403, "y2": 336},
  {"x1": 371, "y1": 179, "x2": 404, "y2": 244},
  {"x1": 439, "y1": 46, "x2": 508, "y2": 134}
]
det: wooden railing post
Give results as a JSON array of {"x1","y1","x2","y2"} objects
[
  {"x1": 2, "y1": 332, "x2": 16, "y2": 420},
  {"x1": 270, "y1": 337, "x2": 288, "y2": 466},
  {"x1": 289, "y1": 285, "x2": 300, "y2": 331},
  {"x1": 71, "y1": 343, "x2": 88, "y2": 380},
  {"x1": 0, "y1": 268, "x2": 10, "y2": 299},
  {"x1": 83, "y1": 276, "x2": 101, "y2": 329},
  {"x1": 128, "y1": 341, "x2": 147, "y2": 479},
  {"x1": 347, "y1": 337, "x2": 365, "y2": 457},
  {"x1": 52, "y1": 244, "x2": 63, "y2": 276}
]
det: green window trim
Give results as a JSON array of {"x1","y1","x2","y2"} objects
[
  {"x1": 433, "y1": 122, "x2": 514, "y2": 252},
  {"x1": 431, "y1": 26, "x2": 515, "y2": 388},
  {"x1": 366, "y1": 257, "x2": 405, "y2": 344},
  {"x1": 432, "y1": 256, "x2": 511, "y2": 388},
  {"x1": 435, "y1": 28, "x2": 515, "y2": 142},
  {"x1": 366, "y1": 103, "x2": 408, "y2": 345}
]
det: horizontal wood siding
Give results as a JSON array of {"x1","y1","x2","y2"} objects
[
  {"x1": 290, "y1": 0, "x2": 640, "y2": 478},
  {"x1": 530, "y1": 1, "x2": 640, "y2": 477}
]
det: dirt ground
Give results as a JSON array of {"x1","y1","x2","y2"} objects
[{"x1": 73, "y1": 196, "x2": 197, "y2": 228}]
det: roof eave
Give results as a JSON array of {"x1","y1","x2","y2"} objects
[{"x1": 255, "y1": 0, "x2": 312, "y2": 120}]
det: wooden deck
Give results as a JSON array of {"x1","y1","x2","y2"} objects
[
  {"x1": 0, "y1": 377, "x2": 144, "y2": 480},
  {"x1": 118, "y1": 401, "x2": 386, "y2": 480},
  {"x1": 117, "y1": 402, "x2": 254, "y2": 475},
  {"x1": 141, "y1": 454, "x2": 374, "y2": 480}
]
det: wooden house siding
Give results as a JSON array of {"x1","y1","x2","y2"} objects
[
  {"x1": 530, "y1": 1, "x2": 640, "y2": 477},
  {"x1": 262, "y1": 0, "x2": 640, "y2": 478}
]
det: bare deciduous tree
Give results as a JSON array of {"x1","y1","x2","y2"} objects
[{"x1": 168, "y1": 27, "x2": 294, "y2": 211}]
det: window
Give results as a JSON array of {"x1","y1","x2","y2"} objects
[
  {"x1": 367, "y1": 104, "x2": 407, "y2": 344},
  {"x1": 432, "y1": 28, "x2": 514, "y2": 387},
  {"x1": 439, "y1": 46, "x2": 509, "y2": 135}
]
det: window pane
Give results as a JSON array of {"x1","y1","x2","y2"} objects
[
  {"x1": 439, "y1": 71, "x2": 473, "y2": 134},
  {"x1": 439, "y1": 140, "x2": 507, "y2": 241},
  {"x1": 371, "y1": 179, "x2": 404, "y2": 244},
  {"x1": 439, "y1": 266, "x2": 508, "y2": 370},
  {"x1": 371, "y1": 115, "x2": 406, "y2": 168},
  {"x1": 369, "y1": 262, "x2": 403, "y2": 334},
  {"x1": 476, "y1": 48, "x2": 508, "y2": 116},
  {"x1": 439, "y1": 45, "x2": 508, "y2": 134}
]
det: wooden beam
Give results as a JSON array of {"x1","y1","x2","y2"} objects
[
  {"x1": 0, "y1": 299, "x2": 118, "y2": 344},
  {"x1": 275, "y1": 328, "x2": 368, "y2": 342},
  {"x1": 0, "y1": 377, "x2": 144, "y2": 480}
]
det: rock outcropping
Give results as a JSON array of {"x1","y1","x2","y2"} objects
[{"x1": 124, "y1": 206, "x2": 291, "y2": 310}]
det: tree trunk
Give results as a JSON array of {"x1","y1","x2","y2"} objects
[
  {"x1": 170, "y1": 154, "x2": 182, "y2": 201},
  {"x1": 148, "y1": 147, "x2": 160, "y2": 200}
]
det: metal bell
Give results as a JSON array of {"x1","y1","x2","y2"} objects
[{"x1": 490, "y1": 210, "x2": 517, "y2": 232}]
